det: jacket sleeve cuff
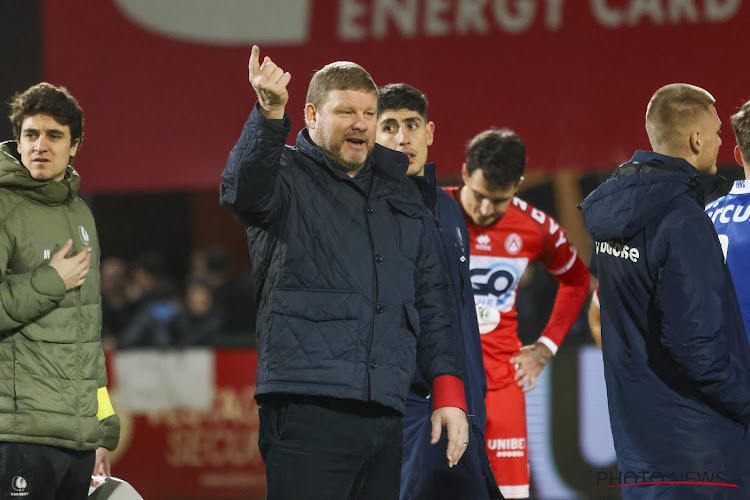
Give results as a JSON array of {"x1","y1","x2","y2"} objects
[
  {"x1": 432, "y1": 375, "x2": 467, "y2": 413},
  {"x1": 98, "y1": 414, "x2": 120, "y2": 451},
  {"x1": 537, "y1": 336, "x2": 559, "y2": 356},
  {"x1": 251, "y1": 102, "x2": 291, "y2": 132}
]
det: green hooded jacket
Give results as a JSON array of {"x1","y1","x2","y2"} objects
[{"x1": 0, "y1": 141, "x2": 119, "y2": 451}]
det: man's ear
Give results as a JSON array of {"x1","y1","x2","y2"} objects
[
  {"x1": 515, "y1": 176, "x2": 525, "y2": 194},
  {"x1": 304, "y1": 103, "x2": 317, "y2": 130},
  {"x1": 735, "y1": 145, "x2": 745, "y2": 167},
  {"x1": 426, "y1": 121, "x2": 435, "y2": 147},
  {"x1": 689, "y1": 129, "x2": 701, "y2": 155},
  {"x1": 69, "y1": 139, "x2": 80, "y2": 159},
  {"x1": 461, "y1": 162, "x2": 469, "y2": 184}
]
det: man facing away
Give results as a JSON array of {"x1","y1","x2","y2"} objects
[
  {"x1": 0, "y1": 82, "x2": 120, "y2": 499},
  {"x1": 376, "y1": 83, "x2": 502, "y2": 500},
  {"x1": 581, "y1": 83, "x2": 750, "y2": 499},
  {"x1": 444, "y1": 129, "x2": 590, "y2": 499},
  {"x1": 706, "y1": 99, "x2": 750, "y2": 340},
  {"x1": 219, "y1": 47, "x2": 468, "y2": 500}
]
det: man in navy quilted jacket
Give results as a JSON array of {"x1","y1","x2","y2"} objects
[
  {"x1": 220, "y1": 46, "x2": 468, "y2": 500},
  {"x1": 376, "y1": 83, "x2": 501, "y2": 500}
]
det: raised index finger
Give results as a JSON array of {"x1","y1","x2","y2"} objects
[{"x1": 249, "y1": 45, "x2": 261, "y2": 78}]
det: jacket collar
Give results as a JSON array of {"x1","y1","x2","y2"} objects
[
  {"x1": 0, "y1": 140, "x2": 80, "y2": 205},
  {"x1": 410, "y1": 163, "x2": 438, "y2": 211},
  {"x1": 629, "y1": 150, "x2": 700, "y2": 175},
  {"x1": 626, "y1": 150, "x2": 722, "y2": 199}
]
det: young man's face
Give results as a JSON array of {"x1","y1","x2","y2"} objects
[
  {"x1": 306, "y1": 89, "x2": 377, "y2": 175},
  {"x1": 376, "y1": 108, "x2": 434, "y2": 177},
  {"x1": 17, "y1": 113, "x2": 79, "y2": 182},
  {"x1": 460, "y1": 167, "x2": 520, "y2": 227}
]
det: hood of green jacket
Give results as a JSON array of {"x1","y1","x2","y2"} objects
[{"x1": 0, "y1": 141, "x2": 81, "y2": 205}]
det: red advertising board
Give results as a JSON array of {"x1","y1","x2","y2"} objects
[
  {"x1": 42, "y1": 0, "x2": 745, "y2": 192},
  {"x1": 109, "y1": 349, "x2": 265, "y2": 499}
]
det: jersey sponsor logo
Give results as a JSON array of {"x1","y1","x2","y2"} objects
[
  {"x1": 476, "y1": 303, "x2": 501, "y2": 334},
  {"x1": 470, "y1": 256, "x2": 529, "y2": 312},
  {"x1": 707, "y1": 204, "x2": 750, "y2": 224},
  {"x1": 476, "y1": 234, "x2": 492, "y2": 251},
  {"x1": 504, "y1": 233, "x2": 523, "y2": 255},
  {"x1": 487, "y1": 437, "x2": 527, "y2": 458},
  {"x1": 595, "y1": 240, "x2": 640, "y2": 263}
]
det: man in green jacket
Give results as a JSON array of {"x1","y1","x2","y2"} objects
[{"x1": 0, "y1": 82, "x2": 120, "y2": 498}]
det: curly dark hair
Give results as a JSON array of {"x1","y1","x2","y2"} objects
[
  {"x1": 9, "y1": 82, "x2": 83, "y2": 146},
  {"x1": 465, "y1": 128, "x2": 526, "y2": 188}
]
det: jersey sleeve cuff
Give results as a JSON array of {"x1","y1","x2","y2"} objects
[
  {"x1": 537, "y1": 336, "x2": 559, "y2": 356},
  {"x1": 432, "y1": 375, "x2": 467, "y2": 412}
]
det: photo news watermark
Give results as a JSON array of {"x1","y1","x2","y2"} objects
[{"x1": 597, "y1": 471, "x2": 738, "y2": 489}]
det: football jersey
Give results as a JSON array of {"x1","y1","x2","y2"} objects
[
  {"x1": 445, "y1": 187, "x2": 579, "y2": 388},
  {"x1": 705, "y1": 180, "x2": 750, "y2": 340}
]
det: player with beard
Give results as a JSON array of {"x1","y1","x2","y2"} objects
[{"x1": 445, "y1": 129, "x2": 590, "y2": 499}]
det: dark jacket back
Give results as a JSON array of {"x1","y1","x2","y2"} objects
[
  {"x1": 581, "y1": 150, "x2": 750, "y2": 469},
  {"x1": 220, "y1": 108, "x2": 462, "y2": 413}
]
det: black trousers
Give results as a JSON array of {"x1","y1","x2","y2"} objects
[
  {"x1": 0, "y1": 442, "x2": 95, "y2": 500},
  {"x1": 258, "y1": 395, "x2": 403, "y2": 500}
]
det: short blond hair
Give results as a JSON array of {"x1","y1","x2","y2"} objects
[
  {"x1": 305, "y1": 62, "x2": 377, "y2": 109},
  {"x1": 645, "y1": 83, "x2": 715, "y2": 152}
]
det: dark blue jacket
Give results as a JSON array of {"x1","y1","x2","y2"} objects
[
  {"x1": 220, "y1": 107, "x2": 463, "y2": 413},
  {"x1": 401, "y1": 165, "x2": 500, "y2": 500},
  {"x1": 581, "y1": 151, "x2": 750, "y2": 473}
]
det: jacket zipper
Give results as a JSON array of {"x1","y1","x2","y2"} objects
[
  {"x1": 365, "y1": 199, "x2": 378, "y2": 398},
  {"x1": 63, "y1": 205, "x2": 83, "y2": 448}
]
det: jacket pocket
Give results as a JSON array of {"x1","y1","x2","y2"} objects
[
  {"x1": 264, "y1": 289, "x2": 366, "y2": 382},
  {"x1": 403, "y1": 302, "x2": 420, "y2": 337},
  {"x1": 387, "y1": 199, "x2": 426, "y2": 260}
]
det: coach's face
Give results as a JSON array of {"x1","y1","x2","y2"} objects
[{"x1": 306, "y1": 89, "x2": 377, "y2": 177}]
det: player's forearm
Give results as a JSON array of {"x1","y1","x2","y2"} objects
[{"x1": 539, "y1": 257, "x2": 590, "y2": 348}]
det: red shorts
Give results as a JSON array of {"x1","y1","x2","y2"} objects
[{"x1": 485, "y1": 380, "x2": 529, "y2": 499}]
